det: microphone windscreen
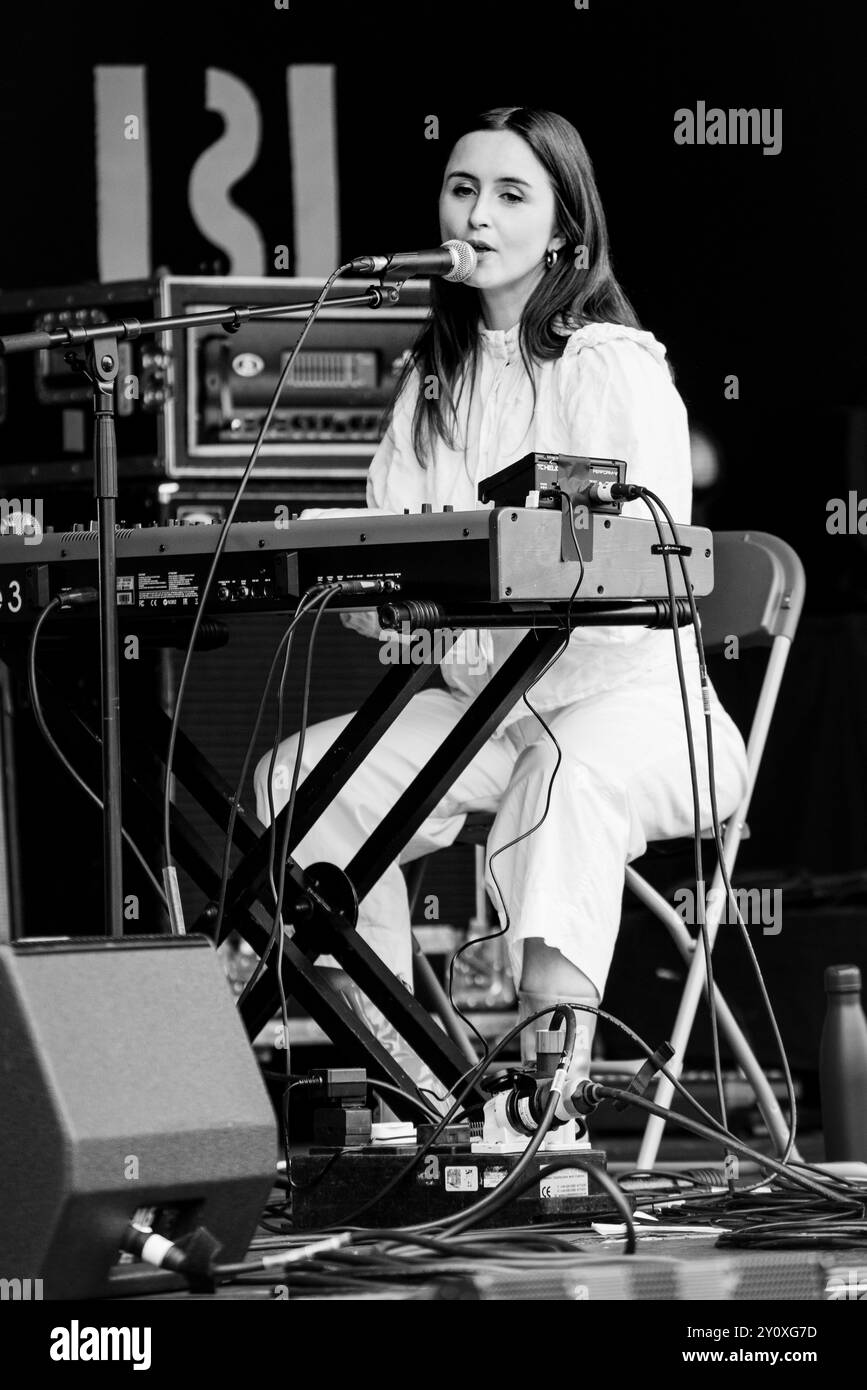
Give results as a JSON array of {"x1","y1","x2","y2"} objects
[{"x1": 441, "y1": 240, "x2": 477, "y2": 283}]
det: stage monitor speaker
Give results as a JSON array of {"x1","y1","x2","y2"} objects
[{"x1": 0, "y1": 934, "x2": 276, "y2": 1299}]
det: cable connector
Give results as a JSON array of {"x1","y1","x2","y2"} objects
[
  {"x1": 122, "y1": 1222, "x2": 188, "y2": 1275},
  {"x1": 121, "y1": 1222, "x2": 222, "y2": 1292},
  {"x1": 57, "y1": 585, "x2": 99, "y2": 609},
  {"x1": 561, "y1": 1078, "x2": 606, "y2": 1118},
  {"x1": 335, "y1": 579, "x2": 397, "y2": 596},
  {"x1": 574, "y1": 480, "x2": 643, "y2": 506},
  {"x1": 261, "y1": 1232, "x2": 352, "y2": 1269}
]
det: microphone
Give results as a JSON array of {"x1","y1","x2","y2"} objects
[{"x1": 348, "y1": 240, "x2": 477, "y2": 283}]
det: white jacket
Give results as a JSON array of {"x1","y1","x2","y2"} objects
[{"x1": 363, "y1": 320, "x2": 700, "y2": 721}]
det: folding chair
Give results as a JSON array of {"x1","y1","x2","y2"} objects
[{"x1": 407, "y1": 531, "x2": 806, "y2": 1163}]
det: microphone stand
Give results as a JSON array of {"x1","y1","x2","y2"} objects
[
  {"x1": 91, "y1": 333, "x2": 123, "y2": 935},
  {"x1": 0, "y1": 283, "x2": 395, "y2": 937}
]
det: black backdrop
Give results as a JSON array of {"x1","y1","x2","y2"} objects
[{"x1": 2, "y1": 2, "x2": 866, "y2": 1021}]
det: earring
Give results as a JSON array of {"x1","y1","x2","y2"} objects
[{"x1": 545, "y1": 248, "x2": 559, "y2": 269}]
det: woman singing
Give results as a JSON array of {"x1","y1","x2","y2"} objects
[{"x1": 255, "y1": 107, "x2": 749, "y2": 1100}]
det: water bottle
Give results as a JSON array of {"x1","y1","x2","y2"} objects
[{"x1": 819, "y1": 964, "x2": 867, "y2": 1161}]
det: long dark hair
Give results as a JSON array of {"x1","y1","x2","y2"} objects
[{"x1": 389, "y1": 107, "x2": 647, "y2": 466}]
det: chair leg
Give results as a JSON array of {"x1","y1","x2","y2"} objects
[
  {"x1": 626, "y1": 860, "x2": 803, "y2": 1169},
  {"x1": 636, "y1": 973, "x2": 801, "y2": 1171}
]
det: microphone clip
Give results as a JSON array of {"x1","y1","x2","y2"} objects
[
  {"x1": 612, "y1": 1042, "x2": 675, "y2": 1111},
  {"x1": 374, "y1": 277, "x2": 405, "y2": 303}
]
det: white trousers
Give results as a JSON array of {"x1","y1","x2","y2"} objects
[{"x1": 254, "y1": 665, "x2": 749, "y2": 1001}]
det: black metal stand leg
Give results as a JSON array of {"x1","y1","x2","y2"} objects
[
  {"x1": 234, "y1": 629, "x2": 564, "y2": 1075},
  {"x1": 215, "y1": 656, "x2": 436, "y2": 924},
  {"x1": 346, "y1": 629, "x2": 564, "y2": 900}
]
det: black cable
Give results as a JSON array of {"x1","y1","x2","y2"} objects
[
  {"x1": 213, "y1": 585, "x2": 332, "y2": 946},
  {"x1": 618, "y1": 1167, "x2": 729, "y2": 1197},
  {"x1": 162, "y1": 262, "x2": 353, "y2": 914},
  {"x1": 263, "y1": 595, "x2": 323, "y2": 913},
  {"x1": 553, "y1": 1004, "x2": 741, "y2": 1140},
  {"x1": 235, "y1": 586, "x2": 341, "y2": 1012},
  {"x1": 263, "y1": 587, "x2": 343, "y2": 1170},
  {"x1": 27, "y1": 597, "x2": 169, "y2": 913},
  {"x1": 270, "y1": 588, "x2": 342, "y2": 940},
  {"x1": 351, "y1": 1230, "x2": 535, "y2": 1260},
  {"x1": 215, "y1": 1225, "x2": 704, "y2": 1294},
  {"x1": 594, "y1": 1083, "x2": 853, "y2": 1207},
  {"x1": 286, "y1": 1146, "x2": 354, "y2": 1195},
  {"x1": 720, "y1": 1225, "x2": 867, "y2": 1251},
  {"x1": 649, "y1": 1187, "x2": 865, "y2": 1228},
  {"x1": 367, "y1": 1079, "x2": 442, "y2": 1123},
  {"x1": 652, "y1": 1182, "x2": 867, "y2": 1249},
  {"x1": 781, "y1": 1158, "x2": 867, "y2": 1192},
  {"x1": 353, "y1": 1227, "x2": 587, "y2": 1259},
  {"x1": 270, "y1": 591, "x2": 340, "y2": 1153},
  {"x1": 228, "y1": 584, "x2": 344, "y2": 1186}
]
